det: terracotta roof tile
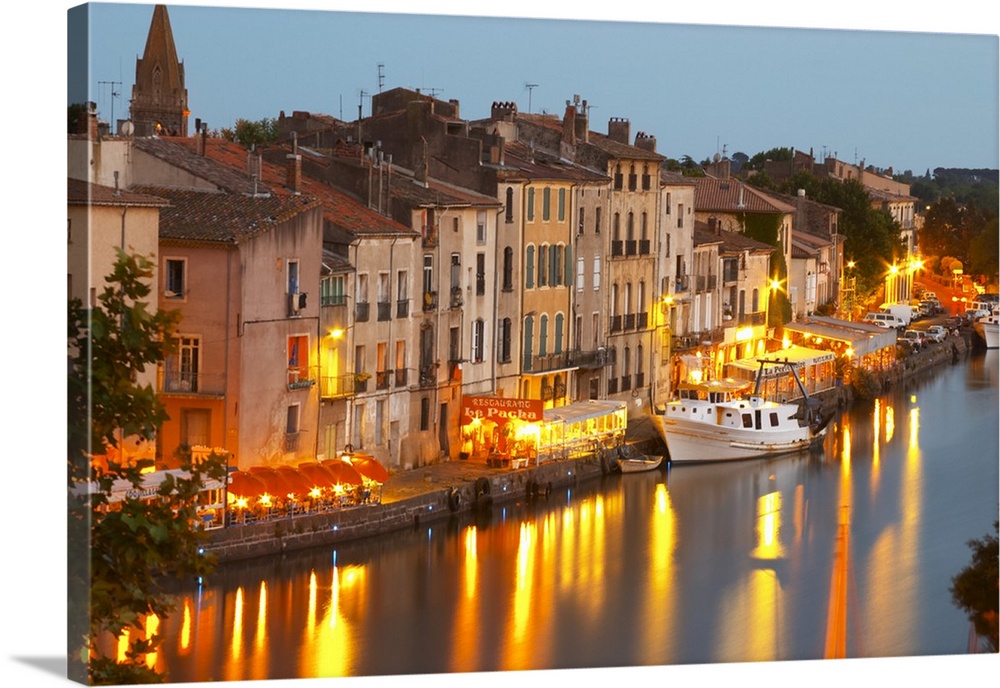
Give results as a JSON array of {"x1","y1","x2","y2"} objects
[
  {"x1": 693, "y1": 177, "x2": 796, "y2": 214},
  {"x1": 135, "y1": 137, "x2": 271, "y2": 195},
  {"x1": 68, "y1": 177, "x2": 169, "y2": 207},
  {"x1": 167, "y1": 137, "x2": 416, "y2": 238},
  {"x1": 132, "y1": 186, "x2": 322, "y2": 245}
]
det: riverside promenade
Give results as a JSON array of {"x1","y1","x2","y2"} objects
[{"x1": 203, "y1": 329, "x2": 973, "y2": 565}]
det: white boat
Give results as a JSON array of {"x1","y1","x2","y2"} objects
[
  {"x1": 615, "y1": 445, "x2": 664, "y2": 473},
  {"x1": 974, "y1": 307, "x2": 999, "y2": 349},
  {"x1": 651, "y1": 359, "x2": 833, "y2": 463}
]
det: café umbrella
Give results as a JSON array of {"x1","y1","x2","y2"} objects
[
  {"x1": 248, "y1": 466, "x2": 295, "y2": 499},
  {"x1": 297, "y1": 462, "x2": 339, "y2": 490},
  {"x1": 227, "y1": 470, "x2": 266, "y2": 500},
  {"x1": 274, "y1": 465, "x2": 315, "y2": 497},
  {"x1": 343, "y1": 453, "x2": 390, "y2": 484},
  {"x1": 322, "y1": 460, "x2": 364, "y2": 487}
]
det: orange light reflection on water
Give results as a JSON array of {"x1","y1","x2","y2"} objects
[{"x1": 637, "y1": 483, "x2": 678, "y2": 663}]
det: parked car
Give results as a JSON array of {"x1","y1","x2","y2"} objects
[
  {"x1": 864, "y1": 311, "x2": 906, "y2": 331},
  {"x1": 921, "y1": 290, "x2": 937, "y2": 301},
  {"x1": 900, "y1": 329, "x2": 926, "y2": 351},
  {"x1": 924, "y1": 325, "x2": 947, "y2": 343}
]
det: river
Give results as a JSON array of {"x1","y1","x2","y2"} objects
[{"x1": 153, "y1": 350, "x2": 999, "y2": 684}]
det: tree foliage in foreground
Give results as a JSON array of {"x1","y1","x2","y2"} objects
[
  {"x1": 68, "y1": 250, "x2": 227, "y2": 684},
  {"x1": 949, "y1": 520, "x2": 999, "y2": 653},
  {"x1": 221, "y1": 117, "x2": 279, "y2": 147}
]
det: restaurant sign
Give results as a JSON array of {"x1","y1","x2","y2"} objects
[{"x1": 462, "y1": 395, "x2": 544, "y2": 423}]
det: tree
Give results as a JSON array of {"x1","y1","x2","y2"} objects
[
  {"x1": 949, "y1": 521, "x2": 999, "y2": 652},
  {"x1": 220, "y1": 117, "x2": 279, "y2": 147},
  {"x1": 68, "y1": 102, "x2": 89, "y2": 133},
  {"x1": 68, "y1": 250, "x2": 227, "y2": 684}
]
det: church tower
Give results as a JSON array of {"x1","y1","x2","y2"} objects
[{"x1": 130, "y1": 4, "x2": 188, "y2": 137}]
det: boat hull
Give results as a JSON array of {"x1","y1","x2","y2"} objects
[
  {"x1": 619, "y1": 457, "x2": 663, "y2": 473},
  {"x1": 982, "y1": 321, "x2": 999, "y2": 349},
  {"x1": 653, "y1": 414, "x2": 823, "y2": 463}
]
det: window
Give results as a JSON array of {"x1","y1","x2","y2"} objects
[
  {"x1": 664, "y1": 233, "x2": 671, "y2": 257},
  {"x1": 539, "y1": 315, "x2": 549, "y2": 356},
  {"x1": 576, "y1": 256, "x2": 585, "y2": 291},
  {"x1": 505, "y1": 188, "x2": 514, "y2": 223},
  {"x1": 498, "y1": 317, "x2": 512, "y2": 363},
  {"x1": 614, "y1": 165, "x2": 623, "y2": 190},
  {"x1": 395, "y1": 340, "x2": 407, "y2": 386},
  {"x1": 165, "y1": 258, "x2": 185, "y2": 299},
  {"x1": 476, "y1": 211, "x2": 487, "y2": 244},
  {"x1": 665, "y1": 193, "x2": 672, "y2": 213},
  {"x1": 321, "y1": 274, "x2": 346, "y2": 306},
  {"x1": 375, "y1": 400, "x2": 385, "y2": 445},
  {"x1": 420, "y1": 397, "x2": 431, "y2": 431},
  {"x1": 525, "y1": 246, "x2": 535, "y2": 289},
  {"x1": 527, "y1": 187, "x2": 535, "y2": 221},
  {"x1": 626, "y1": 212, "x2": 634, "y2": 240},
  {"x1": 628, "y1": 164, "x2": 637, "y2": 191},
  {"x1": 542, "y1": 187, "x2": 551, "y2": 221},
  {"x1": 557, "y1": 188, "x2": 566, "y2": 221},
  {"x1": 578, "y1": 207, "x2": 585, "y2": 234},
  {"x1": 286, "y1": 404, "x2": 300, "y2": 435},
  {"x1": 288, "y1": 334, "x2": 309, "y2": 382},
  {"x1": 476, "y1": 253, "x2": 486, "y2": 295},
  {"x1": 502, "y1": 247, "x2": 513, "y2": 290},
  {"x1": 378, "y1": 272, "x2": 390, "y2": 302},
  {"x1": 472, "y1": 319, "x2": 485, "y2": 362},
  {"x1": 642, "y1": 165, "x2": 651, "y2": 191},
  {"x1": 613, "y1": 213, "x2": 621, "y2": 240},
  {"x1": 287, "y1": 259, "x2": 300, "y2": 294},
  {"x1": 538, "y1": 244, "x2": 548, "y2": 287},
  {"x1": 171, "y1": 336, "x2": 200, "y2": 391},
  {"x1": 554, "y1": 313, "x2": 564, "y2": 354},
  {"x1": 376, "y1": 341, "x2": 389, "y2": 389},
  {"x1": 595, "y1": 206, "x2": 602, "y2": 234},
  {"x1": 593, "y1": 255, "x2": 601, "y2": 290},
  {"x1": 450, "y1": 253, "x2": 461, "y2": 292}
]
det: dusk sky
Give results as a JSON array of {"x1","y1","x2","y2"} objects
[{"x1": 70, "y1": 1, "x2": 999, "y2": 175}]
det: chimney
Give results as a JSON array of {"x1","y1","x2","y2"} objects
[
  {"x1": 708, "y1": 216, "x2": 718, "y2": 234},
  {"x1": 490, "y1": 101, "x2": 518, "y2": 122},
  {"x1": 608, "y1": 117, "x2": 630, "y2": 144},
  {"x1": 562, "y1": 102, "x2": 577, "y2": 147},
  {"x1": 416, "y1": 137, "x2": 430, "y2": 188},
  {"x1": 634, "y1": 131, "x2": 657, "y2": 153},
  {"x1": 286, "y1": 132, "x2": 302, "y2": 194},
  {"x1": 79, "y1": 101, "x2": 99, "y2": 139},
  {"x1": 575, "y1": 100, "x2": 589, "y2": 143}
]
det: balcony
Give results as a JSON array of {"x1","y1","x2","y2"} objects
[
  {"x1": 320, "y1": 373, "x2": 356, "y2": 399},
  {"x1": 354, "y1": 375, "x2": 370, "y2": 393},
  {"x1": 419, "y1": 366, "x2": 437, "y2": 387},
  {"x1": 575, "y1": 347, "x2": 616, "y2": 369},
  {"x1": 611, "y1": 240, "x2": 624, "y2": 257},
  {"x1": 394, "y1": 368, "x2": 408, "y2": 387},
  {"x1": 396, "y1": 299, "x2": 410, "y2": 318},
  {"x1": 355, "y1": 301, "x2": 370, "y2": 322},
  {"x1": 621, "y1": 375, "x2": 632, "y2": 391},
  {"x1": 634, "y1": 372, "x2": 645, "y2": 388},
  {"x1": 320, "y1": 293, "x2": 348, "y2": 307},
  {"x1": 423, "y1": 291, "x2": 438, "y2": 312},
  {"x1": 287, "y1": 366, "x2": 315, "y2": 390},
  {"x1": 637, "y1": 311, "x2": 649, "y2": 329},
  {"x1": 639, "y1": 239, "x2": 651, "y2": 255},
  {"x1": 162, "y1": 369, "x2": 226, "y2": 396},
  {"x1": 450, "y1": 287, "x2": 463, "y2": 309},
  {"x1": 624, "y1": 313, "x2": 636, "y2": 330},
  {"x1": 607, "y1": 377, "x2": 619, "y2": 395},
  {"x1": 376, "y1": 370, "x2": 391, "y2": 390},
  {"x1": 611, "y1": 315, "x2": 623, "y2": 333},
  {"x1": 283, "y1": 432, "x2": 300, "y2": 453},
  {"x1": 526, "y1": 351, "x2": 577, "y2": 375},
  {"x1": 421, "y1": 226, "x2": 438, "y2": 247},
  {"x1": 625, "y1": 240, "x2": 637, "y2": 256},
  {"x1": 676, "y1": 275, "x2": 690, "y2": 292},
  {"x1": 377, "y1": 301, "x2": 391, "y2": 321},
  {"x1": 738, "y1": 311, "x2": 766, "y2": 327}
]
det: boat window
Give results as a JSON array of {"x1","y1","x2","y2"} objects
[
  {"x1": 770, "y1": 412, "x2": 779, "y2": 427},
  {"x1": 742, "y1": 413, "x2": 753, "y2": 428}
]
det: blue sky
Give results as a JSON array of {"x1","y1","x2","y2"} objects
[{"x1": 70, "y1": 1, "x2": 999, "y2": 175}]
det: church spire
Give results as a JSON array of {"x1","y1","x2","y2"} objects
[{"x1": 130, "y1": 5, "x2": 189, "y2": 137}]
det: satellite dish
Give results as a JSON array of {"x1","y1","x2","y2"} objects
[{"x1": 121, "y1": 120, "x2": 134, "y2": 137}]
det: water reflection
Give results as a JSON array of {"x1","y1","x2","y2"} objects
[{"x1": 154, "y1": 353, "x2": 997, "y2": 682}]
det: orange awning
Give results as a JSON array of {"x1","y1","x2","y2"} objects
[{"x1": 344, "y1": 453, "x2": 390, "y2": 483}]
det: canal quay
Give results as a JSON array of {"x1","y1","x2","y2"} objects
[{"x1": 203, "y1": 327, "x2": 979, "y2": 565}]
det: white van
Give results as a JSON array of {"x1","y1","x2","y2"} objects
[
  {"x1": 864, "y1": 311, "x2": 906, "y2": 330},
  {"x1": 879, "y1": 303, "x2": 912, "y2": 327}
]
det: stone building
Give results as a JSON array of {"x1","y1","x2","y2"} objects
[{"x1": 130, "y1": 5, "x2": 189, "y2": 137}]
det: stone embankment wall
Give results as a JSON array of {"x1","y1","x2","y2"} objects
[{"x1": 205, "y1": 457, "x2": 603, "y2": 564}]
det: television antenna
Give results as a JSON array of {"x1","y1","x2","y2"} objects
[
  {"x1": 377, "y1": 63, "x2": 385, "y2": 93},
  {"x1": 99, "y1": 79, "x2": 122, "y2": 129},
  {"x1": 524, "y1": 82, "x2": 538, "y2": 113}
]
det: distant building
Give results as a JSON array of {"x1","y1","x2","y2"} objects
[{"x1": 130, "y1": 5, "x2": 189, "y2": 137}]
